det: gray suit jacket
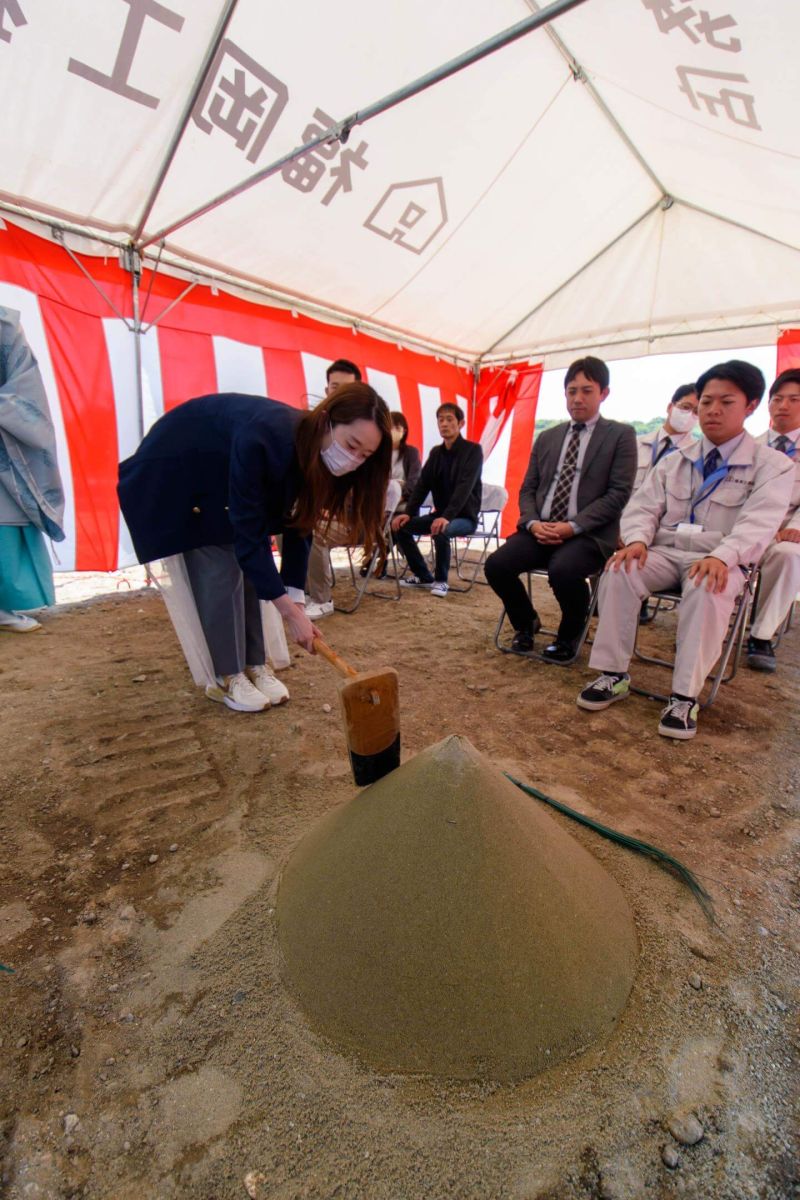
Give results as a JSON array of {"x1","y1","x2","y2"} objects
[{"x1": 517, "y1": 416, "x2": 637, "y2": 558}]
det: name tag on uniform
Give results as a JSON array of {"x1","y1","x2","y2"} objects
[{"x1": 676, "y1": 521, "x2": 703, "y2": 535}]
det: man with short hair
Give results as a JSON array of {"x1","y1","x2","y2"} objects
[
  {"x1": 485, "y1": 356, "x2": 637, "y2": 661},
  {"x1": 325, "y1": 359, "x2": 361, "y2": 396},
  {"x1": 577, "y1": 360, "x2": 794, "y2": 740},
  {"x1": 391, "y1": 403, "x2": 483, "y2": 598},
  {"x1": 746, "y1": 369, "x2": 800, "y2": 671}
]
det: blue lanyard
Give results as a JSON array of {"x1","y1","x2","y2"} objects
[
  {"x1": 690, "y1": 457, "x2": 730, "y2": 523},
  {"x1": 650, "y1": 435, "x2": 677, "y2": 466},
  {"x1": 772, "y1": 439, "x2": 797, "y2": 459}
]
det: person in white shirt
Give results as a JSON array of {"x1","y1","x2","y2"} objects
[
  {"x1": 633, "y1": 384, "x2": 699, "y2": 491},
  {"x1": 576, "y1": 360, "x2": 794, "y2": 740},
  {"x1": 746, "y1": 369, "x2": 800, "y2": 671}
]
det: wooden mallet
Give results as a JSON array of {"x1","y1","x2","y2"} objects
[{"x1": 313, "y1": 638, "x2": 400, "y2": 786}]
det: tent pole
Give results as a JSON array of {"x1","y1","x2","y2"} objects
[
  {"x1": 125, "y1": 247, "x2": 146, "y2": 444},
  {"x1": 138, "y1": 0, "x2": 593, "y2": 249},
  {"x1": 50, "y1": 228, "x2": 132, "y2": 327},
  {"x1": 132, "y1": 0, "x2": 240, "y2": 244},
  {"x1": 470, "y1": 363, "x2": 480, "y2": 430}
]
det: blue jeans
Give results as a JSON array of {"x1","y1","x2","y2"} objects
[{"x1": 394, "y1": 515, "x2": 477, "y2": 583}]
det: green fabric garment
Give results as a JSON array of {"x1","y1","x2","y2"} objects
[{"x1": 0, "y1": 524, "x2": 54, "y2": 609}]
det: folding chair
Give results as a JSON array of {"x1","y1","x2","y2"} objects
[
  {"x1": 494, "y1": 569, "x2": 600, "y2": 666},
  {"x1": 449, "y1": 484, "x2": 509, "y2": 593},
  {"x1": 630, "y1": 564, "x2": 759, "y2": 707},
  {"x1": 331, "y1": 489, "x2": 402, "y2": 614}
]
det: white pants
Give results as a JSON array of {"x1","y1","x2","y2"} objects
[
  {"x1": 589, "y1": 546, "x2": 745, "y2": 699},
  {"x1": 750, "y1": 540, "x2": 800, "y2": 640}
]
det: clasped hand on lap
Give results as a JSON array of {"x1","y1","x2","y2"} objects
[{"x1": 530, "y1": 521, "x2": 574, "y2": 545}]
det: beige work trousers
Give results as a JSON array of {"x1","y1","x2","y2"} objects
[
  {"x1": 306, "y1": 519, "x2": 353, "y2": 604},
  {"x1": 750, "y1": 540, "x2": 800, "y2": 640},
  {"x1": 589, "y1": 545, "x2": 745, "y2": 699}
]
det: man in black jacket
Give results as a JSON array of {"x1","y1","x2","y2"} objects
[
  {"x1": 485, "y1": 357, "x2": 637, "y2": 661},
  {"x1": 391, "y1": 403, "x2": 483, "y2": 597}
]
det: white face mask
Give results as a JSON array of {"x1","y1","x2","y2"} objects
[
  {"x1": 668, "y1": 407, "x2": 697, "y2": 434},
  {"x1": 321, "y1": 432, "x2": 364, "y2": 476}
]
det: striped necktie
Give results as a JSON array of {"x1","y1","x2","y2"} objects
[
  {"x1": 549, "y1": 423, "x2": 586, "y2": 521},
  {"x1": 774, "y1": 434, "x2": 791, "y2": 454}
]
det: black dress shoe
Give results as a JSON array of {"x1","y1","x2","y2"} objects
[
  {"x1": 542, "y1": 638, "x2": 579, "y2": 663},
  {"x1": 511, "y1": 629, "x2": 535, "y2": 652}
]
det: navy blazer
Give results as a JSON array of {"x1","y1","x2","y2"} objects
[{"x1": 117, "y1": 394, "x2": 310, "y2": 601}]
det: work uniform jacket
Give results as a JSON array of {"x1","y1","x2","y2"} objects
[
  {"x1": 117, "y1": 393, "x2": 310, "y2": 601},
  {"x1": 621, "y1": 431, "x2": 794, "y2": 569},
  {"x1": 633, "y1": 425, "x2": 696, "y2": 491},
  {"x1": 756, "y1": 430, "x2": 800, "y2": 532}
]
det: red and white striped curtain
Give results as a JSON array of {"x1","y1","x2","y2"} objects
[{"x1": 0, "y1": 220, "x2": 541, "y2": 568}]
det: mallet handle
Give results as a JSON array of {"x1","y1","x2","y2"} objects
[{"x1": 313, "y1": 637, "x2": 359, "y2": 679}]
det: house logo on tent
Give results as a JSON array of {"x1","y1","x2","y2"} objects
[{"x1": 364, "y1": 178, "x2": 447, "y2": 255}]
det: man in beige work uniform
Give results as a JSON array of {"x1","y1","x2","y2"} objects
[
  {"x1": 746, "y1": 368, "x2": 800, "y2": 672},
  {"x1": 576, "y1": 360, "x2": 794, "y2": 740}
]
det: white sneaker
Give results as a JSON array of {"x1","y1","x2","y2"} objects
[
  {"x1": 246, "y1": 664, "x2": 290, "y2": 705},
  {"x1": 208, "y1": 672, "x2": 268, "y2": 712},
  {"x1": 431, "y1": 582, "x2": 449, "y2": 597},
  {"x1": 305, "y1": 600, "x2": 334, "y2": 620},
  {"x1": 0, "y1": 611, "x2": 42, "y2": 633}
]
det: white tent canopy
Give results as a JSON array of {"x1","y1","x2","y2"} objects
[{"x1": 2, "y1": 0, "x2": 799, "y2": 367}]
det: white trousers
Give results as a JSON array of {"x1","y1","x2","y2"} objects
[
  {"x1": 589, "y1": 546, "x2": 745, "y2": 699},
  {"x1": 750, "y1": 540, "x2": 800, "y2": 639}
]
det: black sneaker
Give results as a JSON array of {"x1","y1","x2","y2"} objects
[
  {"x1": 746, "y1": 636, "x2": 776, "y2": 673},
  {"x1": 658, "y1": 695, "x2": 699, "y2": 740},
  {"x1": 576, "y1": 672, "x2": 630, "y2": 710}
]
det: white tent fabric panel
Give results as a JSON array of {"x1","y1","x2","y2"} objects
[
  {"x1": 496, "y1": 203, "x2": 800, "y2": 364},
  {"x1": 551, "y1": 1, "x2": 800, "y2": 247},
  {"x1": 0, "y1": 0, "x2": 798, "y2": 363}
]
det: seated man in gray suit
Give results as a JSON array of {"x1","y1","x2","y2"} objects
[{"x1": 485, "y1": 357, "x2": 637, "y2": 661}]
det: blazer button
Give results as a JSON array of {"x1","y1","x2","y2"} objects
[{"x1": 192, "y1": 506, "x2": 201, "y2": 514}]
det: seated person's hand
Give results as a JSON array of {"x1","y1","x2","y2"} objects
[
  {"x1": 776, "y1": 528, "x2": 800, "y2": 544},
  {"x1": 530, "y1": 520, "x2": 570, "y2": 544},
  {"x1": 430, "y1": 516, "x2": 449, "y2": 535},
  {"x1": 391, "y1": 514, "x2": 410, "y2": 532},
  {"x1": 688, "y1": 555, "x2": 728, "y2": 593},
  {"x1": 607, "y1": 542, "x2": 648, "y2": 571}
]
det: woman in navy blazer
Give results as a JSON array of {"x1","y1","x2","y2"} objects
[{"x1": 118, "y1": 384, "x2": 391, "y2": 711}]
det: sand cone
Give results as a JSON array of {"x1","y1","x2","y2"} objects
[{"x1": 277, "y1": 736, "x2": 638, "y2": 1081}]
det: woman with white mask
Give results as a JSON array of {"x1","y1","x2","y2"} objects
[
  {"x1": 632, "y1": 383, "x2": 699, "y2": 492},
  {"x1": 118, "y1": 383, "x2": 391, "y2": 712},
  {"x1": 632, "y1": 383, "x2": 698, "y2": 624}
]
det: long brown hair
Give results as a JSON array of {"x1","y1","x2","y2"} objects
[{"x1": 293, "y1": 382, "x2": 392, "y2": 554}]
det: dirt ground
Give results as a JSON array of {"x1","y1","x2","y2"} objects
[{"x1": 0, "y1": 568, "x2": 798, "y2": 1200}]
